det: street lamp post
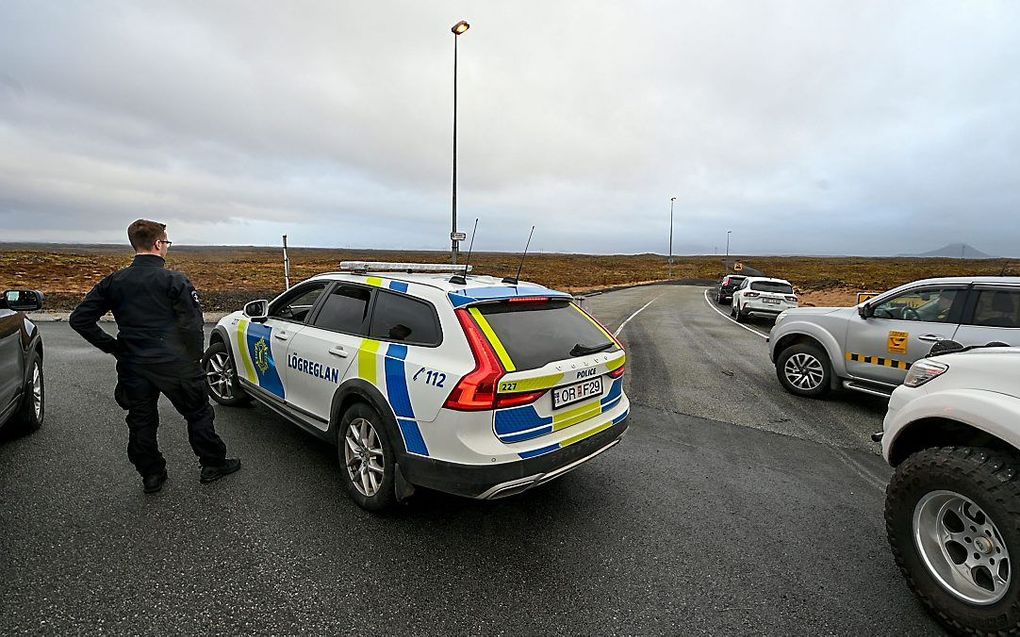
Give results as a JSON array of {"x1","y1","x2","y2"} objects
[
  {"x1": 668, "y1": 196, "x2": 676, "y2": 279},
  {"x1": 450, "y1": 20, "x2": 470, "y2": 264},
  {"x1": 725, "y1": 230, "x2": 733, "y2": 266}
]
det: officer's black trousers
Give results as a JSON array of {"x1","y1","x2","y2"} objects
[{"x1": 114, "y1": 360, "x2": 227, "y2": 477}]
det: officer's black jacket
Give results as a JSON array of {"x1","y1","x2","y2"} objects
[{"x1": 69, "y1": 254, "x2": 204, "y2": 363}]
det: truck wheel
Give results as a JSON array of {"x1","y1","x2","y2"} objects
[
  {"x1": 886, "y1": 447, "x2": 1020, "y2": 635},
  {"x1": 12, "y1": 353, "x2": 44, "y2": 433},
  {"x1": 775, "y1": 342, "x2": 831, "y2": 397},
  {"x1": 338, "y1": 402, "x2": 397, "y2": 512},
  {"x1": 203, "y1": 341, "x2": 251, "y2": 407}
]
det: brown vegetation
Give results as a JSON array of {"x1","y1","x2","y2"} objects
[{"x1": 0, "y1": 244, "x2": 1014, "y2": 311}]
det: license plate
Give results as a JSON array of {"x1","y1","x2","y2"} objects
[
  {"x1": 552, "y1": 377, "x2": 604, "y2": 410},
  {"x1": 763, "y1": 298, "x2": 780, "y2": 305}
]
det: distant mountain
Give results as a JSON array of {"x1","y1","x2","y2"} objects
[{"x1": 909, "y1": 243, "x2": 995, "y2": 259}]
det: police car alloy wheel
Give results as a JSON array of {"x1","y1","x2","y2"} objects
[
  {"x1": 337, "y1": 402, "x2": 396, "y2": 511},
  {"x1": 885, "y1": 447, "x2": 1020, "y2": 635},
  {"x1": 203, "y1": 342, "x2": 250, "y2": 407},
  {"x1": 775, "y1": 343, "x2": 830, "y2": 397}
]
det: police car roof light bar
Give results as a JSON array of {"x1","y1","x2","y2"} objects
[{"x1": 339, "y1": 261, "x2": 472, "y2": 274}]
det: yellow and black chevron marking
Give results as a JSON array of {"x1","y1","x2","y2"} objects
[{"x1": 845, "y1": 352, "x2": 911, "y2": 370}]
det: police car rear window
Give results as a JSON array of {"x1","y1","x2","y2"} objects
[
  {"x1": 476, "y1": 300, "x2": 617, "y2": 371},
  {"x1": 750, "y1": 281, "x2": 794, "y2": 294},
  {"x1": 368, "y1": 291, "x2": 441, "y2": 346}
]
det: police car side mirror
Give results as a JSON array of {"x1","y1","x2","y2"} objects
[
  {"x1": 928, "y1": 339, "x2": 963, "y2": 357},
  {"x1": 243, "y1": 299, "x2": 269, "y2": 323},
  {"x1": 2, "y1": 289, "x2": 44, "y2": 312}
]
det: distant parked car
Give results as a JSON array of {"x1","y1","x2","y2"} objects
[
  {"x1": 716, "y1": 275, "x2": 746, "y2": 304},
  {"x1": 770, "y1": 276, "x2": 1020, "y2": 398},
  {"x1": 881, "y1": 343, "x2": 1020, "y2": 635},
  {"x1": 0, "y1": 290, "x2": 45, "y2": 435},
  {"x1": 730, "y1": 277, "x2": 798, "y2": 323}
]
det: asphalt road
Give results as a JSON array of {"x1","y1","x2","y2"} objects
[{"x1": 1, "y1": 285, "x2": 941, "y2": 635}]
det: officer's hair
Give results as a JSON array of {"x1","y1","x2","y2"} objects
[{"x1": 127, "y1": 219, "x2": 167, "y2": 251}]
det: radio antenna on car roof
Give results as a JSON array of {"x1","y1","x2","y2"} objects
[
  {"x1": 502, "y1": 225, "x2": 535, "y2": 285},
  {"x1": 450, "y1": 218, "x2": 479, "y2": 285}
]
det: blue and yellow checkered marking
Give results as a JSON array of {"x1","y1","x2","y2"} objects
[{"x1": 494, "y1": 378, "x2": 625, "y2": 445}]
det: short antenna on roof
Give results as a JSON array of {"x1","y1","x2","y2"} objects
[
  {"x1": 502, "y1": 225, "x2": 535, "y2": 285},
  {"x1": 450, "y1": 218, "x2": 478, "y2": 285}
]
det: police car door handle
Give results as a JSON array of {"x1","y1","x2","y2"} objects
[
  {"x1": 274, "y1": 331, "x2": 289, "y2": 341},
  {"x1": 328, "y1": 346, "x2": 348, "y2": 358},
  {"x1": 918, "y1": 334, "x2": 942, "y2": 343}
]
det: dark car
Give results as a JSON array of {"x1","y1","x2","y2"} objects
[
  {"x1": 0, "y1": 290, "x2": 45, "y2": 435},
  {"x1": 716, "y1": 275, "x2": 747, "y2": 304}
]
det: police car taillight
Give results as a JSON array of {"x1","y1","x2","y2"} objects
[
  {"x1": 608, "y1": 365, "x2": 625, "y2": 379},
  {"x1": 443, "y1": 309, "x2": 504, "y2": 411}
]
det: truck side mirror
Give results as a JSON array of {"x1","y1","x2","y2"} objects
[
  {"x1": 2, "y1": 289, "x2": 44, "y2": 312},
  {"x1": 243, "y1": 299, "x2": 269, "y2": 323},
  {"x1": 858, "y1": 303, "x2": 870, "y2": 320}
]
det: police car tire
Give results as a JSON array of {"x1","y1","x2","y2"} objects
[
  {"x1": 12, "y1": 352, "x2": 43, "y2": 433},
  {"x1": 885, "y1": 446, "x2": 1020, "y2": 636},
  {"x1": 202, "y1": 341, "x2": 251, "y2": 407},
  {"x1": 775, "y1": 343, "x2": 831, "y2": 397},
  {"x1": 337, "y1": 402, "x2": 397, "y2": 512}
]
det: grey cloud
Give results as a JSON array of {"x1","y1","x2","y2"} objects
[{"x1": 0, "y1": 1, "x2": 1018, "y2": 256}]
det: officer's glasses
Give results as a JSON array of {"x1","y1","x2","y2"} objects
[{"x1": 157, "y1": 239, "x2": 173, "y2": 247}]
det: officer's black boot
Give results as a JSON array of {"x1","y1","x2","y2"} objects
[
  {"x1": 143, "y1": 470, "x2": 168, "y2": 494},
  {"x1": 200, "y1": 458, "x2": 241, "y2": 484}
]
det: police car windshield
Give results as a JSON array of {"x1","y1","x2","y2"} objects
[
  {"x1": 751, "y1": 281, "x2": 794, "y2": 294},
  {"x1": 475, "y1": 300, "x2": 617, "y2": 371}
]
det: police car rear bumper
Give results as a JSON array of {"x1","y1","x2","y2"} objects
[{"x1": 397, "y1": 418, "x2": 629, "y2": 500}]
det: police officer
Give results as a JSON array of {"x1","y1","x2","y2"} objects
[{"x1": 70, "y1": 219, "x2": 240, "y2": 493}]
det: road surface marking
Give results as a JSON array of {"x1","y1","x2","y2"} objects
[
  {"x1": 702, "y1": 289, "x2": 770, "y2": 339},
  {"x1": 614, "y1": 297, "x2": 660, "y2": 337}
]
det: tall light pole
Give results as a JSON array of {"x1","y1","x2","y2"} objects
[
  {"x1": 450, "y1": 20, "x2": 470, "y2": 264},
  {"x1": 725, "y1": 230, "x2": 733, "y2": 266},
  {"x1": 668, "y1": 196, "x2": 676, "y2": 279}
]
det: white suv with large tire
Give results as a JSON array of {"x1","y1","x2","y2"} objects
[{"x1": 881, "y1": 344, "x2": 1020, "y2": 635}]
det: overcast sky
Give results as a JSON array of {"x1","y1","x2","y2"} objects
[{"x1": 1, "y1": 1, "x2": 1018, "y2": 256}]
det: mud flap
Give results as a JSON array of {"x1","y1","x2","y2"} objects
[{"x1": 394, "y1": 462, "x2": 416, "y2": 502}]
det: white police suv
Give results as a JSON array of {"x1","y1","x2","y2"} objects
[{"x1": 203, "y1": 263, "x2": 629, "y2": 511}]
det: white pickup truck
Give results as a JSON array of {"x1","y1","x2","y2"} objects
[{"x1": 881, "y1": 344, "x2": 1020, "y2": 635}]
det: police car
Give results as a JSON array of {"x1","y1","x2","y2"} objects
[
  {"x1": 203, "y1": 263, "x2": 629, "y2": 510},
  {"x1": 769, "y1": 276, "x2": 1020, "y2": 398}
]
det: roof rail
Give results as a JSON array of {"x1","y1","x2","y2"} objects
[{"x1": 339, "y1": 261, "x2": 473, "y2": 274}]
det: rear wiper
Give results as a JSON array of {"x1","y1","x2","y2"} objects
[{"x1": 570, "y1": 342, "x2": 614, "y2": 357}]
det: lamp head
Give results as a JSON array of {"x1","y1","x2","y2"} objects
[{"x1": 452, "y1": 20, "x2": 470, "y2": 35}]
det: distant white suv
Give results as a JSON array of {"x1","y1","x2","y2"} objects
[
  {"x1": 882, "y1": 344, "x2": 1020, "y2": 635},
  {"x1": 203, "y1": 263, "x2": 629, "y2": 511},
  {"x1": 730, "y1": 277, "x2": 798, "y2": 323}
]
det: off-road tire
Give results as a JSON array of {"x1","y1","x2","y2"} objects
[
  {"x1": 11, "y1": 352, "x2": 43, "y2": 433},
  {"x1": 775, "y1": 342, "x2": 831, "y2": 397},
  {"x1": 202, "y1": 341, "x2": 251, "y2": 407},
  {"x1": 337, "y1": 402, "x2": 398, "y2": 512},
  {"x1": 886, "y1": 446, "x2": 1020, "y2": 636}
]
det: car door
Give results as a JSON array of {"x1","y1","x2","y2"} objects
[
  {"x1": 845, "y1": 285, "x2": 967, "y2": 385},
  {"x1": 235, "y1": 281, "x2": 328, "y2": 402},
  {"x1": 281, "y1": 282, "x2": 371, "y2": 424},
  {"x1": 954, "y1": 286, "x2": 1020, "y2": 347},
  {"x1": 0, "y1": 307, "x2": 23, "y2": 415}
]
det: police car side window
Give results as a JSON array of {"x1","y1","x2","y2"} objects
[
  {"x1": 969, "y1": 289, "x2": 1020, "y2": 328},
  {"x1": 269, "y1": 283, "x2": 327, "y2": 323},
  {"x1": 368, "y1": 292, "x2": 441, "y2": 346},
  {"x1": 313, "y1": 285, "x2": 372, "y2": 335},
  {"x1": 872, "y1": 288, "x2": 959, "y2": 323}
]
